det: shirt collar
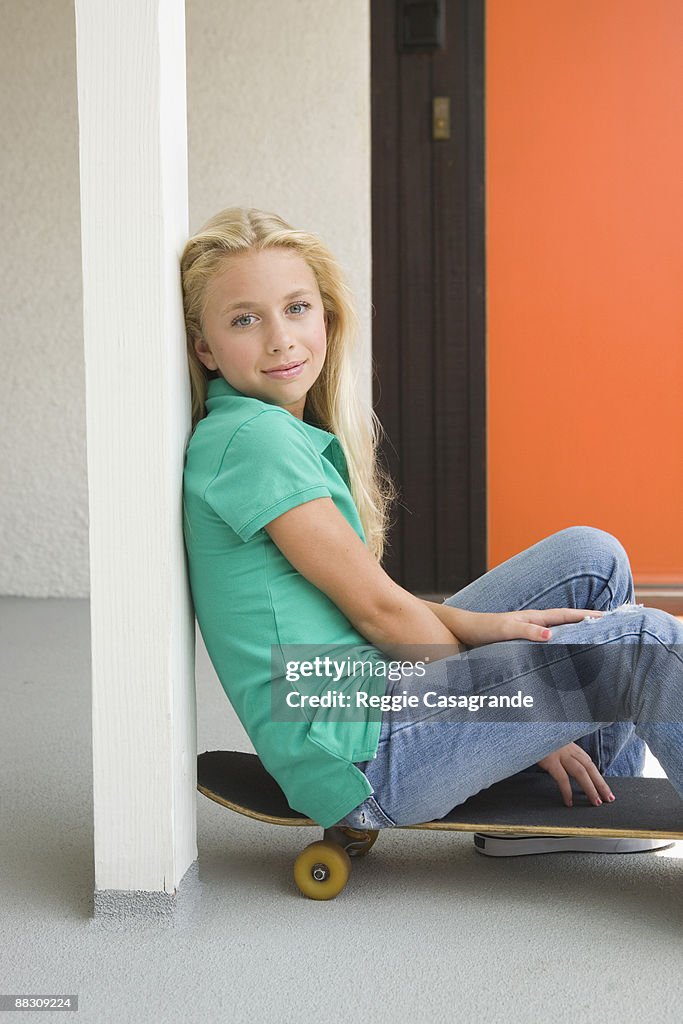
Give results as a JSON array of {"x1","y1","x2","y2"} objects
[{"x1": 205, "y1": 375, "x2": 339, "y2": 454}]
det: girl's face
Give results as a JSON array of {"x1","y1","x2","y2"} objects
[{"x1": 195, "y1": 248, "x2": 327, "y2": 419}]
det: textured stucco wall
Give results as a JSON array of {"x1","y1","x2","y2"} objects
[
  {"x1": 0, "y1": 0, "x2": 371, "y2": 597},
  {"x1": 0, "y1": 0, "x2": 87, "y2": 597}
]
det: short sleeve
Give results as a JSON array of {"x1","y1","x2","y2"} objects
[{"x1": 204, "y1": 410, "x2": 332, "y2": 541}]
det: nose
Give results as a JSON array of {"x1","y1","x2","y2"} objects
[{"x1": 266, "y1": 321, "x2": 296, "y2": 353}]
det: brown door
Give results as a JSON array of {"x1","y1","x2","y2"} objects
[{"x1": 371, "y1": 0, "x2": 486, "y2": 597}]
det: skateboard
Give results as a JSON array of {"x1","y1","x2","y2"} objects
[{"x1": 197, "y1": 749, "x2": 683, "y2": 900}]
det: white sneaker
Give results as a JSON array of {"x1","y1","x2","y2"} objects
[{"x1": 473, "y1": 833, "x2": 675, "y2": 857}]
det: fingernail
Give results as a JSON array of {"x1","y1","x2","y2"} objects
[
  {"x1": 595, "y1": 798, "x2": 602, "y2": 806},
  {"x1": 608, "y1": 794, "x2": 616, "y2": 802}
]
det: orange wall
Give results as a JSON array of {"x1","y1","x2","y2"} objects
[{"x1": 487, "y1": 0, "x2": 683, "y2": 582}]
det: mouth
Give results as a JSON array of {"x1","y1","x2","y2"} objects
[{"x1": 261, "y1": 361, "x2": 306, "y2": 380}]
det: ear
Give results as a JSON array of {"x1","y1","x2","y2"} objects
[{"x1": 193, "y1": 334, "x2": 218, "y2": 371}]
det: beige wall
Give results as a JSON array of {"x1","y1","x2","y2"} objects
[
  {"x1": 0, "y1": 1, "x2": 86, "y2": 597},
  {"x1": 0, "y1": 0, "x2": 371, "y2": 597}
]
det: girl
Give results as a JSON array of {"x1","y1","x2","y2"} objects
[{"x1": 181, "y1": 207, "x2": 682, "y2": 856}]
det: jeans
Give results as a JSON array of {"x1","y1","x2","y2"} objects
[{"x1": 337, "y1": 526, "x2": 683, "y2": 829}]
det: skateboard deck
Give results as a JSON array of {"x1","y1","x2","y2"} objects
[{"x1": 197, "y1": 750, "x2": 683, "y2": 899}]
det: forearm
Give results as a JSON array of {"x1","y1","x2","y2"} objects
[
  {"x1": 420, "y1": 599, "x2": 467, "y2": 637},
  {"x1": 358, "y1": 589, "x2": 465, "y2": 663}
]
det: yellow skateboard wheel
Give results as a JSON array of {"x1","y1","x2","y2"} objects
[{"x1": 293, "y1": 841, "x2": 352, "y2": 900}]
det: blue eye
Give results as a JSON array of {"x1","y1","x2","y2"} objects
[
  {"x1": 288, "y1": 301, "x2": 311, "y2": 315},
  {"x1": 232, "y1": 313, "x2": 257, "y2": 328}
]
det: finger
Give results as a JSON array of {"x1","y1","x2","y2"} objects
[
  {"x1": 503, "y1": 616, "x2": 551, "y2": 643},
  {"x1": 551, "y1": 608, "x2": 606, "y2": 624},
  {"x1": 528, "y1": 624, "x2": 552, "y2": 642},
  {"x1": 514, "y1": 614, "x2": 553, "y2": 642},
  {"x1": 548, "y1": 765, "x2": 574, "y2": 808},
  {"x1": 580, "y1": 758, "x2": 616, "y2": 803},
  {"x1": 565, "y1": 761, "x2": 602, "y2": 806},
  {"x1": 518, "y1": 609, "x2": 604, "y2": 641},
  {"x1": 568, "y1": 745, "x2": 616, "y2": 802}
]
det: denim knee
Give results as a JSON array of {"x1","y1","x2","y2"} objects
[
  {"x1": 559, "y1": 525, "x2": 633, "y2": 600},
  {"x1": 559, "y1": 525, "x2": 627, "y2": 562}
]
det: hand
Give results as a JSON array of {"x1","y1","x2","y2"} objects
[
  {"x1": 444, "y1": 606, "x2": 605, "y2": 648},
  {"x1": 537, "y1": 743, "x2": 616, "y2": 808}
]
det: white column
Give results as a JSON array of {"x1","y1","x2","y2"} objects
[{"x1": 75, "y1": 0, "x2": 196, "y2": 904}]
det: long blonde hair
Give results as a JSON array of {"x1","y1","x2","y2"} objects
[{"x1": 180, "y1": 207, "x2": 396, "y2": 563}]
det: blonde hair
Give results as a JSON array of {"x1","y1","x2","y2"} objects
[{"x1": 180, "y1": 207, "x2": 396, "y2": 563}]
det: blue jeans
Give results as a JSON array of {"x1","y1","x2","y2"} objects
[{"x1": 337, "y1": 526, "x2": 683, "y2": 829}]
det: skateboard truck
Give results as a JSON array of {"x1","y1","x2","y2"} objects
[{"x1": 323, "y1": 825, "x2": 380, "y2": 856}]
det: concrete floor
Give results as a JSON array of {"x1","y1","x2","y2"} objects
[{"x1": 2, "y1": 596, "x2": 683, "y2": 1024}]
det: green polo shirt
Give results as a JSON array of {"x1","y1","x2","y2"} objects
[{"x1": 182, "y1": 376, "x2": 389, "y2": 827}]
